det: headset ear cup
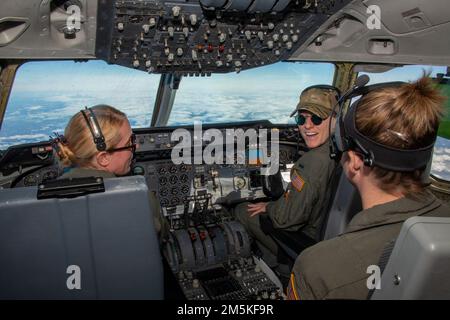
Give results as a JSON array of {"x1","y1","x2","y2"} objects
[
  {"x1": 97, "y1": 141, "x2": 107, "y2": 151},
  {"x1": 363, "y1": 152, "x2": 374, "y2": 167}
]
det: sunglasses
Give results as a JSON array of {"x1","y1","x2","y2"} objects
[
  {"x1": 295, "y1": 114, "x2": 323, "y2": 126},
  {"x1": 107, "y1": 133, "x2": 136, "y2": 153}
]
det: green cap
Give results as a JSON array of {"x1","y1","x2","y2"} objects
[{"x1": 290, "y1": 87, "x2": 338, "y2": 119}]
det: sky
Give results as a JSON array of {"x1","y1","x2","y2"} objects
[{"x1": 0, "y1": 60, "x2": 449, "y2": 180}]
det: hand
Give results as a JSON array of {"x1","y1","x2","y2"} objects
[{"x1": 247, "y1": 202, "x2": 268, "y2": 217}]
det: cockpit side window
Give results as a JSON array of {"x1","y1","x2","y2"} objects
[
  {"x1": 0, "y1": 60, "x2": 160, "y2": 150},
  {"x1": 360, "y1": 65, "x2": 450, "y2": 183},
  {"x1": 168, "y1": 62, "x2": 335, "y2": 126}
]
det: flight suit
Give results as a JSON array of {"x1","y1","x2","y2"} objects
[
  {"x1": 235, "y1": 142, "x2": 337, "y2": 255},
  {"x1": 59, "y1": 168, "x2": 167, "y2": 237},
  {"x1": 288, "y1": 191, "x2": 450, "y2": 300}
]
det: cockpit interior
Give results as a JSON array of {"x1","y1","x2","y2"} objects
[{"x1": 0, "y1": 0, "x2": 450, "y2": 300}]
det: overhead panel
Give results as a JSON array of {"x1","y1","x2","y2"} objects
[{"x1": 95, "y1": 0, "x2": 352, "y2": 76}]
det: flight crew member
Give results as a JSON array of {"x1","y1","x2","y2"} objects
[
  {"x1": 288, "y1": 76, "x2": 450, "y2": 300},
  {"x1": 53, "y1": 104, "x2": 167, "y2": 236},
  {"x1": 234, "y1": 85, "x2": 339, "y2": 262}
]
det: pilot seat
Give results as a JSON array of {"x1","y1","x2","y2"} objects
[{"x1": 0, "y1": 175, "x2": 164, "y2": 299}]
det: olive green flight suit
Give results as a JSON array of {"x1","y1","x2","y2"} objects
[
  {"x1": 59, "y1": 168, "x2": 167, "y2": 237},
  {"x1": 288, "y1": 192, "x2": 450, "y2": 300},
  {"x1": 235, "y1": 142, "x2": 337, "y2": 255}
]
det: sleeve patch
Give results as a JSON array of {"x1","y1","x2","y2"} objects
[{"x1": 291, "y1": 171, "x2": 305, "y2": 192}]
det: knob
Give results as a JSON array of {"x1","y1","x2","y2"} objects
[
  {"x1": 168, "y1": 26, "x2": 174, "y2": 38},
  {"x1": 257, "y1": 31, "x2": 264, "y2": 41},
  {"x1": 189, "y1": 14, "x2": 197, "y2": 26},
  {"x1": 191, "y1": 50, "x2": 198, "y2": 61},
  {"x1": 183, "y1": 27, "x2": 189, "y2": 38},
  {"x1": 172, "y1": 6, "x2": 181, "y2": 17}
]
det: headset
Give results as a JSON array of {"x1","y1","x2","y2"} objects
[
  {"x1": 330, "y1": 75, "x2": 436, "y2": 172},
  {"x1": 80, "y1": 106, "x2": 107, "y2": 151}
]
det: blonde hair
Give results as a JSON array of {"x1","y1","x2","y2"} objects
[
  {"x1": 355, "y1": 75, "x2": 445, "y2": 198},
  {"x1": 56, "y1": 105, "x2": 128, "y2": 167}
]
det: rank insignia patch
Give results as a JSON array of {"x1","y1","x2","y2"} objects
[{"x1": 291, "y1": 171, "x2": 305, "y2": 192}]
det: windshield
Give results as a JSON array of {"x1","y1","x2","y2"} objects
[
  {"x1": 169, "y1": 62, "x2": 335, "y2": 125},
  {"x1": 0, "y1": 60, "x2": 160, "y2": 149},
  {"x1": 0, "y1": 61, "x2": 334, "y2": 150}
]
